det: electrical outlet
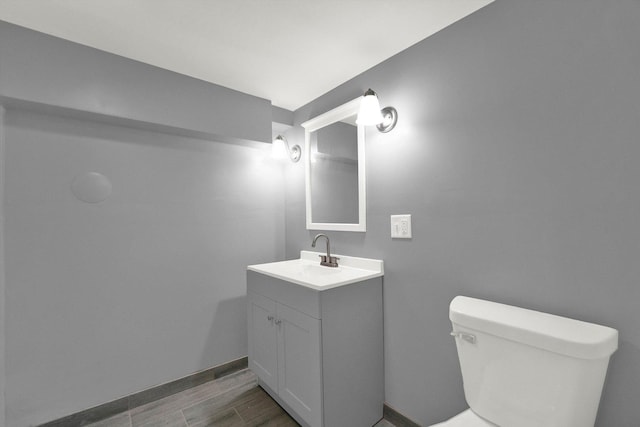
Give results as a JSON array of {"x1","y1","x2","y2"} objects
[{"x1": 390, "y1": 214, "x2": 412, "y2": 239}]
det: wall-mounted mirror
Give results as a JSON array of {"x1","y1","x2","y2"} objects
[{"x1": 301, "y1": 98, "x2": 366, "y2": 232}]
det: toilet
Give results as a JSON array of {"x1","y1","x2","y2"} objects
[{"x1": 431, "y1": 296, "x2": 618, "y2": 427}]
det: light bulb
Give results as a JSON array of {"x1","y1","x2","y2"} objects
[
  {"x1": 356, "y1": 89, "x2": 384, "y2": 125},
  {"x1": 271, "y1": 136, "x2": 288, "y2": 159}
]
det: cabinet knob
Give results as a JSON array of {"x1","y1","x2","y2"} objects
[
  {"x1": 274, "y1": 319, "x2": 282, "y2": 326},
  {"x1": 267, "y1": 315, "x2": 274, "y2": 322}
]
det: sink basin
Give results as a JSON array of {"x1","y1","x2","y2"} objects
[
  {"x1": 300, "y1": 264, "x2": 342, "y2": 277},
  {"x1": 247, "y1": 251, "x2": 384, "y2": 290}
]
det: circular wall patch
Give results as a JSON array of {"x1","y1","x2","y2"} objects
[{"x1": 71, "y1": 172, "x2": 112, "y2": 203}]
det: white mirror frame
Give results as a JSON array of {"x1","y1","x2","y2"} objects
[{"x1": 301, "y1": 97, "x2": 366, "y2": 232}]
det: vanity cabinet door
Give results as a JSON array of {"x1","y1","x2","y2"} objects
[
  {"x1": 276, "y1": 303, "x2": 322, "y2": 427},
  {"x1": 247, "y1": 292, "x2": 278, "y2": 392},
  {"x1": 247, "y1": 270, "x2": 384, "y2": 427}
]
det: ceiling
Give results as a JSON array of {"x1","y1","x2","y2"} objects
[{"x1": 0, "y1": 0, "x2": 493, "y2": 111}]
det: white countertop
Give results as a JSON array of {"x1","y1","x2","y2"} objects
[{"x1": 247, "y1": 251, "x2": 384, "y2": 291}]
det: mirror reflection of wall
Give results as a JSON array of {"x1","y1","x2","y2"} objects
[
  {"x1": 310, "y1": 119, "x2": 359, "y2": 224},
  {"x1": 303, "y1": 97, "x2": 365, "y2": 232}
]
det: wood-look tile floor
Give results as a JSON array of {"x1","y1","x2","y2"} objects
[{"x1": 86, "y1": 368, "x2": 395, "y2": 427}]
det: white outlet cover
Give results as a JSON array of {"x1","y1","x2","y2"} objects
[{"x1": 390, "y1": 214, "x2": 412, "y2": 239}]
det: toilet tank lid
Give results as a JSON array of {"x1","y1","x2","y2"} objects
[{"x1": 449, "y1": 296, "x2": 618, "y2": 360}]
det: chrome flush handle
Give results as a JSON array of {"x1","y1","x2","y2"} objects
[{"x1": 450, "y1": 331, "x2": 477, "y2": 344}]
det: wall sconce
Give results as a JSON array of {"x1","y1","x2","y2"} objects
[
  {"x1": 272, "y1": 135, "x2": 301, "y2": 162},
  {"x1": 356, "y1": 88, "x2": 398, "y2": 133}
]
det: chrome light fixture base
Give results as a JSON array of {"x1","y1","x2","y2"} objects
[
  {"x1": 289, "y1": 144, "x2": 301, "y2": 162},
  {"x1": 377, "y1": 106, "x2": 398, "y2": 133}
]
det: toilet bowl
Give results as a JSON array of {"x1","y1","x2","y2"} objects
[
  {"x1": 430, "y1": 409, "x2": 495, "y2": 426},
  {"x1": 429, "y1": 296, "x2": 618, "y2": 427}
]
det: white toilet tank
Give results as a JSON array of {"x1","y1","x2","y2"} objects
[{"x1": 449, "y1": 296, "x2": 618, "y2": 427}]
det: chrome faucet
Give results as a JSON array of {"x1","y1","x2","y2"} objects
[{"x1": 311, "y1": 233, "x2": 339, "y2": 267}]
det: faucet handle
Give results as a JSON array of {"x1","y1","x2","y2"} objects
[{"x1": 319, "y1": 255, "x2": 339, "y2": 268}]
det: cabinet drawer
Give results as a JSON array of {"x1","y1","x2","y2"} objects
[{"x1": 247, "y1": 270, "x2": 321, "y2": 319}]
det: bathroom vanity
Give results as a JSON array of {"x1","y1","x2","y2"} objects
[{"x1": 247, "y1": 251, "x2": 384, "y2": 427}]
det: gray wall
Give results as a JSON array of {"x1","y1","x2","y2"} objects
[
  {"x1": 1, "y1": 106, "x2": 7, "y2": 427},
  {"x1": 0, "y1": 21, "x2": 285, "y2": 427},
  {"x1": 4, "y1": 107, "x2": 284, "y2": 427},
  {"x1": 285, "y1": 0, "x2": 640, "y2": 425},
  {"x1": 0, "y1": 21, "x2": 272, "y2": 145}
]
